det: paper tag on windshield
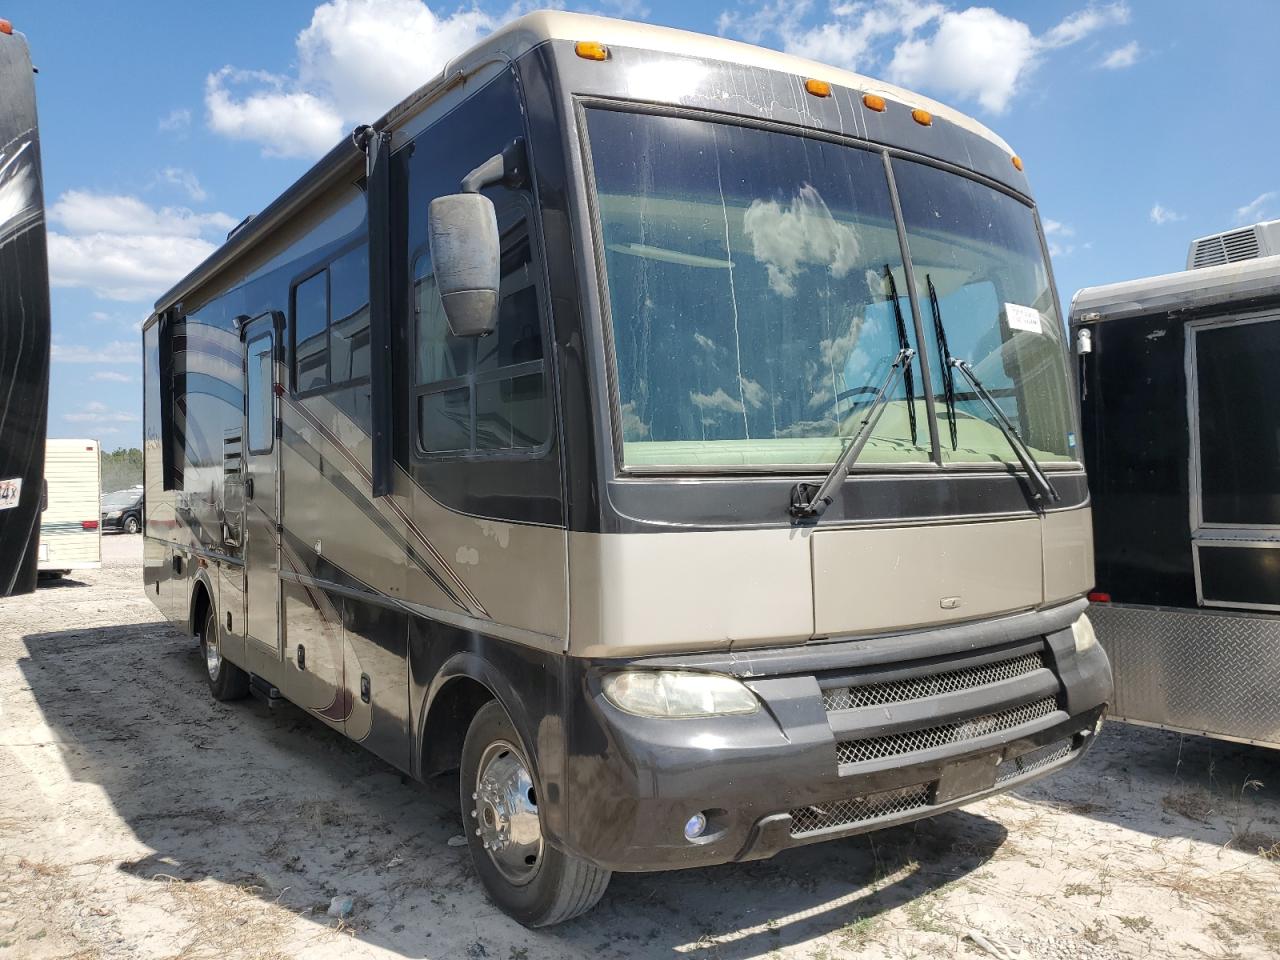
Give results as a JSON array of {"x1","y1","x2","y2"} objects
[
  {"x1": 0, "y1": 478, "x2": 21, "y2": 511},
  {"x1": 1004, "y1": 303, "x2": 1043, "y2": 334}
]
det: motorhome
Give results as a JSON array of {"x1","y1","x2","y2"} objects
[
  {"x1": 39, "y1": 439, "x2": 101, "y2": 578},
  {"x1": 0, "y1": 17, "x2": 51, "y2": 596},
  {"x1": 1073, "y1": 220, "x2": 1280, "y2": 749},
  {"x1": 143, "y1": 12, "x2": 1111, "y2": 925}
]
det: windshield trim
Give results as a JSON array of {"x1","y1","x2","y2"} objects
[{"x1": 576, "y1": 96, "x2": 1080, "y2": 480}]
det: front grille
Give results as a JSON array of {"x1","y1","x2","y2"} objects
[
  {"x1": 789, "y1": 784, "x2": 930, "y2": 836},
  {"x1": 822, "y1": 652, "x2": 1046, "y2": 712},
  {"x1": 996, "y1": 739, "x2": 1072, "y2": 784},
  {"x1": 836, "y1": 697, "x2": 1058, "y2": 765}
]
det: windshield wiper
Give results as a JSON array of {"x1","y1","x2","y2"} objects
[
  {"x1": 926, "y1": 275, "x2": 958, "y2": 450},
  {"x1": 790, "y1": 347, "x2": 915, "y2": 519},
  {"x1": 947, "y1": 357, "x2": 1061, "y2": 506},
  {"x1": 883, "y1": 265, "x2": 918, "y2": 445}
]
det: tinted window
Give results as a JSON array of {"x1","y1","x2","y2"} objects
[
  {"x1": 330, "y1": 245, "x2": 370, "y2": 382},
  {"x1": 294, "y1": 271, "x2": 328, "y2": 391},
  {"x1": 413, "y1": 212, "x2": 549, "y2": 454}
]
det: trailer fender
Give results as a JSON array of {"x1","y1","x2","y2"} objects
[{"x1": 186, "y1": 567, "x2": 217, "y2": 637}]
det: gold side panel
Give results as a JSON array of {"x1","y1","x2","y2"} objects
[
  {"x1": 1042, "y1": 506, "x2": 1094, "y2": 604},
  {"x1": 567, "y1": 528, "x2": 814, "y2": 657},
  {"x1": 811, "y1": 519, "x2": 1043, "y2": 636}
]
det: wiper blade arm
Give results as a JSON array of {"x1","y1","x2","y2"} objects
[
  {"x1": 790, "y1": 347, "x2": 915, "y2": 519},
  {"x1": 948, "y1": 357, "x2": 1061, "y2": 506}
]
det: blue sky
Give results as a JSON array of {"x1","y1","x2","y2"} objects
[{"x1": 8, "y1": 0, "x2": 1275, "y2": 449}]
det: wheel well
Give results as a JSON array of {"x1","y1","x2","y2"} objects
[
  {"x1": 421, "y1": 677, "x2": 494, "y2": 778},
  {"x1": 189, "y1": 580, "x2": 212, "y2": 638}
]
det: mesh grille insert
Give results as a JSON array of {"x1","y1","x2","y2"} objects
[
  {"x1": 836, "y1": 697, "x2": 1059, "y2": 765},
  {"x1": 996, "y1": 739, "x2": 1073, "y2": 784},
  {"x1": 823, "y1": 651, "x2": 1046, "y2": 712},
  {"x1": 789, "y1": 784, "x2": 930, "y2": 836}
]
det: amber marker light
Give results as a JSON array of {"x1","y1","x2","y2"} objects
[
  {"x1": 804, "y1": 78, "x2": 831, "y2": 98},
  {"x1": 1011, "y1": 155, "x2": 1024, "y2": 171},
  {"x1": 575, "y1": 40, "x2": 609, "y2": 61},
  {"x1": 0, "y1": 19, "x2": 13, "y2": 35},
  {"x1": 911, "y1": 108, "x2": 933, "y2": 126},
  {"x1": 862, "y1": 93, "x2": 886, "y2": 112}
]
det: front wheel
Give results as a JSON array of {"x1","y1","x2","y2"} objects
[
  {"x1": 460, "y1": 700, "x2": 610, "y2": 927},
  {"x1": 199, "y1": 605, "x2": 249, "y2": 701},
  {"x1": 124, "y1": 514, "x2": 140, "y2": 534}
]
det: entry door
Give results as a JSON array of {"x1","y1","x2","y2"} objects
[
  {"x1": 1188, "y1": 313, "x2": 1280, "y2": 610},
  {"x1": 243, "y1": 316, "x2": 282, "y2": 653}
]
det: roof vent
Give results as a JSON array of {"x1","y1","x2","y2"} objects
[{"x1": 1186, "y1": 220, "x2": 1280, "y2": 269}]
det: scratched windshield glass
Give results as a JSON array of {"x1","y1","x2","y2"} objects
[{"x1": 586, "y1": 108, "x2": 929, "y2": 468}]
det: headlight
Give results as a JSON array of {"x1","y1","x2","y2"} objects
[
  {"x1": 602, "y1": 670, "x2": 759, "y2": 718},
  {"x1": 106, "y1": 510, "x2": 121, "y2": 519},
  {"x1": 1072, "y1": 613, "x2": 1098, "y2": 654}
]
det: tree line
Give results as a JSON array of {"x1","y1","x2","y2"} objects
[{"x1": 101, "y1": 447, "x2": 143, "y2": 493}]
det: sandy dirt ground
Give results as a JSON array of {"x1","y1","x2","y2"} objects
[{"x1": 1, "y1": 536, "x2": 1278, "y2": 960}]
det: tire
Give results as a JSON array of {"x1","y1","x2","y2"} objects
[
  {"x1": 124, "y1": 514, "x2": 140, "y2": 534},
  {"x1": 199, "y1": 605, "x2": 249, "y2": 701},
  {"x1": 460, "y1": 700, "x2": 610, "y2": 927}
]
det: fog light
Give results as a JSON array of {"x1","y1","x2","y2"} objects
[{"x1": 683, "y1": 812, "x2": 708, "y2": 840}]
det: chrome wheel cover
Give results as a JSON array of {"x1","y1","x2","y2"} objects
[
  {"x1": 472, "y1": 739, "x2": 543, "y2": 885},
  {"x1": 204, "y1": 619, "x2": 221, "y2": 680}
]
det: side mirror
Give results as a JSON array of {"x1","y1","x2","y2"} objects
[{"x1": 427, "y1": 193, "x2": 500, "y2": 338}]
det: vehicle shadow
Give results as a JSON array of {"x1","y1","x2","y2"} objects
[
  {"x1": 35, "y1": 575, "x2": 91, "y2": 589},
  {"x1": 1008, "y1": 718, "x2": 1280, "y2": 854},
  {"x1": 18, "y1": 622, "x2": 1006, "y2": 959}
]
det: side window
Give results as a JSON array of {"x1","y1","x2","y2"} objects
[
  {"x1": 247, "y1": 334, "x2": 274, "y2": 454},
  {"x1": 413, "y1": 210, "x2": 550, "y2": 455},
  {"x1": 330, "y1": 245, "x2": 371, "y2": 383},
  {"x1": 294, "y1": 271, "x2": 328, "y2": 391},
  {"x1": 291, "y1": 243, "x2": 371, "y2": 393}
]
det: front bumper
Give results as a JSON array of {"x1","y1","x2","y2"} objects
[{"x1": 559, "y1": 598, "x2": 1111, "y2": 872}]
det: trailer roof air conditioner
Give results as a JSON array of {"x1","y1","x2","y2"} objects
[{"x1": 1187, "y1": 219, "x2": 1280, "y2": 269}]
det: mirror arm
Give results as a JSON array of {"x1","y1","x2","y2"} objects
[{"x1": 460, "y1": 138, "x2": 528, "y2": 194}]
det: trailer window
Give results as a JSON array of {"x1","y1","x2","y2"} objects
[
  {"x1": 293, "y1": 271, "x2": 328, "y2": 392},
  {"x1": 291, "y1": 244, "x2": 371, "y2": 393},
  {"x1": 412, "y1": 213, "x2": 549, "y2": 455}
]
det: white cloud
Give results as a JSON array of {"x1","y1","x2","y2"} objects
[
  {"x1": 1149, "y1": 203, "x2": 1183, "y2": 226},
  {"x1": 156, "y1": 167, "x2": 208, "y2": 202},
  {"x1": 721, "y1": 1, "x2": 1130, "y2": 114},
  {"x1": 46, "y1": 191, "x2": 235, "y2": 302},
  {"x1": 91, "y1": 371, "x2": 136, "y2": 383},
  {"x1": 51, "y1": 340, "x2": 140, "y2": 365},
  {"x1": 158, "y1": 108, "x2": 191, "y2": 133},
  {"x1": 1235, "y1": 191, "x2": 1277, "y2": 225},
  {"x1": 64, "y1": 401, "x2": 140, "y2": 424},
  {"x1": 1042, "y1": 218, "x2": 1076, "y2": 257},
  {"x1": 205, "y1": 0, "x2": 501, "y2": 159},
  {"x1": 1100, "y1": 40, "x2": 1141, "y2": 69}
]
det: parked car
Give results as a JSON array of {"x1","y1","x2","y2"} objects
[{"x1": 101, "y1": 486, "x2": 144, "y2": 534}]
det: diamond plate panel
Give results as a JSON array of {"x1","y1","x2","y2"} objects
[{"x1": 1090, "y1": 604, "x2": 1280, "y2": 747}]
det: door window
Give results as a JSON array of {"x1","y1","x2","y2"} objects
[{"x1": 247, "y1": 333, "x2": 275, "y2": 454}]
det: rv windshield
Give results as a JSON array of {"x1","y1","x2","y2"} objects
[{"x1": 586, "y1": 108, "x2": 1076, "y2": 470}]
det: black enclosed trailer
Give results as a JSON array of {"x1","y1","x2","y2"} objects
[
  {"x1": 1072, "y1": 224, "x2": 1280, "y2": 748},
  {"x1": 0, "y1": 18, "x2": 51, "y2": 597}
]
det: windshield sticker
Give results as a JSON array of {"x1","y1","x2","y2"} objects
[
  {"x1": 1004, "y1": 303, "x2": 1043, "y2": 334},
  {"x1": 0, "y1": 478, "x2": 21, "y2": 510}
]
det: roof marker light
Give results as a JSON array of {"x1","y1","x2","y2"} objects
[
  {"x1": 804, "y1": 78, "x2": 831, "y2": 98},
  {"x1": 911, "y1": 108, "x2": 933, "y2": 127},
  {"x1": 575, "y1": 41, "x2": 609, "y2": 61},
  {"x1": 1012, "y1": 155, "x2": 1024, "y2": 171},
  {"x1": 862, "y1": 93, "x2": 886, "y2": 112},
  {"x1": 0, "y1": 20, "x2": 12, "y2": 35}
]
